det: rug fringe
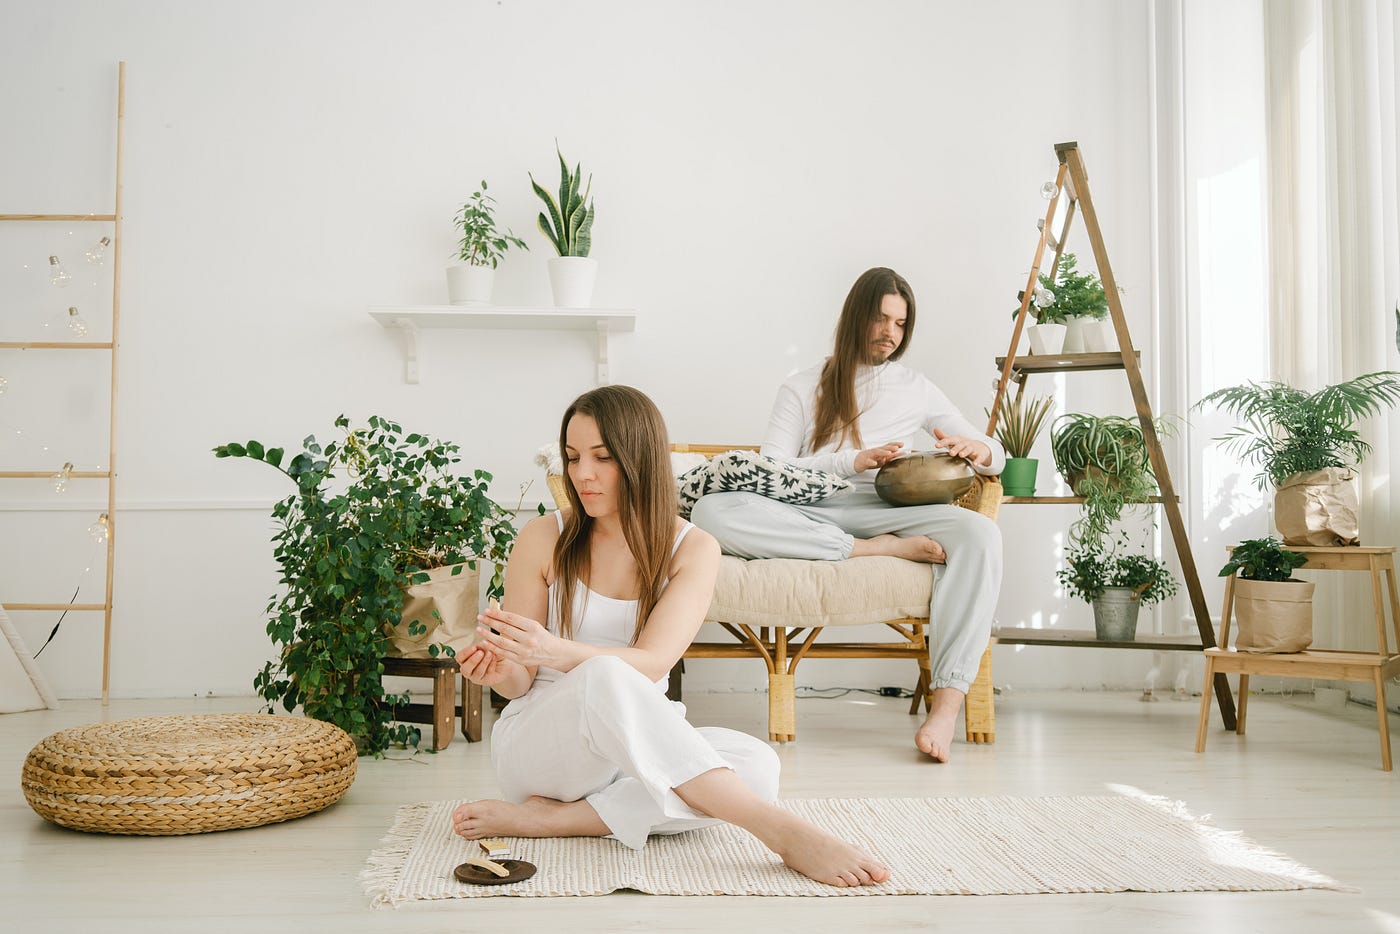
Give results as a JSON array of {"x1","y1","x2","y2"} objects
[{"x1": 359, "y1": 800, "x2": 439, "y2": 909}]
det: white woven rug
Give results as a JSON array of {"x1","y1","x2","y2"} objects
[{"x1": 361, "y1": 796, "x2": 1342, "y2": 906}]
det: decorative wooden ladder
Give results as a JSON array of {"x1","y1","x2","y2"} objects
[
  {"x1": 0, "y1": 62, "x2": 126, "y2": 704},
  {"x1": 987, "y1": 141, "x2": 1237, "y2": 730}
]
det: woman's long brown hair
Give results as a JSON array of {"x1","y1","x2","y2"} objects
[
  {"x1": 552, "y1": 385, "x2": 677, "y2": 643},
  {"x1": 811, "y1": 267, "x2": 916, "y2": 451}
]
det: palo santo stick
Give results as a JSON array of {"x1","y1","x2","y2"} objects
[{"x1": 461, "y1": 856, "x2": 510, "y2": 878}]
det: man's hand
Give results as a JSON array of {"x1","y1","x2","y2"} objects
[
  {"x1": 854, "y1": 442, "x2": 905, "y2": 473},
  {"x1": 933, "y1": 428, "x2": 991, "y2": 466}
]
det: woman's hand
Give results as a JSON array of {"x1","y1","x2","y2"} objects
[
  {"x1": 854, "y1": 442, "x2": 905, "y2": 473},
  {"x1": 476, "y1": 606, "x2": 563, "y2": 669},
  {"x1": 457, "y1": 643, "x2": 514, "y2": 690},
  {"x1": 933, "y1": 428, "x2": 991, "y2": 466}
]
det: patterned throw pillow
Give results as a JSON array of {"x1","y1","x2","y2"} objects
[{"x1": 675, "y1": 450, "x2": 850, "y2": 519}]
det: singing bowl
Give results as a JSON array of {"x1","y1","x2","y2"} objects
[{"x1": 874, "y1": 450, "x2": 976, "y2": 506}]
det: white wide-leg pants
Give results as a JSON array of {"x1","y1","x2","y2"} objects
[
  {"x1": 690, "y1": 486, "x2": 1002, "y2": 693},
  {"x1": 490, "y1": 655, "x2": 780, "y2": 850}
]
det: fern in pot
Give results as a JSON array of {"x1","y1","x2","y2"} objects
[
  {"x1": 1038, "y1": 252, "x2": 1110, "y2": 353},
  {"x1": 530, "y1": 143, "x2": 596, "y2": 308},
  {"x1": 446, "y1": 180, "x2": 528, "y2": 306},
  {"x1": 1057, "y1": 533, "x2": 1179, "y2": 641},
  {"x1": 987, "y1": 392, "x2": 1054, "y2": 496},
  {"x1": 214, "y1": 415, "x2": 518, "y2": 755},
  {"x1": 1219, "y1": 536, "x2": 1312, "y2": 653},
  {"x1": 1196, "y1": 370, "x2": 1400, "y2": 545}
]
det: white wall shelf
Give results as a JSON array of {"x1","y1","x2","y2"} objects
[{"x1": 368, "y1": 305, "x2": 636, "y2": 385}]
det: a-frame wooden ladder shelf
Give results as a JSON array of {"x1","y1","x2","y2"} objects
[
  {"x1": 987, "y1": 141, "x2": 1237, "y2": 730},
  {"x1": 0, "y1": 62, "x2": 126, "y2": 704}
]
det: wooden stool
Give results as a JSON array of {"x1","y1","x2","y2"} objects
[
  {"x1": 382, "y1": 657, "x2": 483, "y2": 749},
  {"x1": 1195, "y1": 545, "x2": 1400, "y2": 771}
]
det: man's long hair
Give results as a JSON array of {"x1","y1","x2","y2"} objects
[
  {"x1": 553, "y1": 385, "x2": 677, "y2": 643},
  {"x1": 811, "y1": 267, "x2": 917, "y2": 451}
]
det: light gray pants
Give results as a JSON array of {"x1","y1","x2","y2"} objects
[{"x1": 690, "y1": 486, "x2": 1002, "y2": 693}]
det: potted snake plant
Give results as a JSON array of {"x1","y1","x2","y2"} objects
[{"x1": 530, "y1": 144, "x2": 596, "y2": 307}]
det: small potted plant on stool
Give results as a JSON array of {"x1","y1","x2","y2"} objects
[{"x1": 1218, "y1": 536, "x2": 1312, "y2": 653}]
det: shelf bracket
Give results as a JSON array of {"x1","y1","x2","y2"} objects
[
  {"x1": 389, "y1": 317, "x2": 419, "y2": 384},
  {"x1": 596, "y1": 320, "x2": 611, "y2": 385}
]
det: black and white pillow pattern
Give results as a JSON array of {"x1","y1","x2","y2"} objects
[{"x1": 675, "y1": 450, "x2": 850, "y2": 519}]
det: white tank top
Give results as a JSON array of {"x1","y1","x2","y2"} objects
[{"x1": 533, "y1": 511, "x2": 693, "y2": 691}]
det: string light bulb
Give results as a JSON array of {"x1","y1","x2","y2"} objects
[
  {"x1": 1033, "y1": 288, "x2": 1056, "y2": 309},
  {"x1": 52, "y1": 461, "x2": 74, "y2": 494},
  {"x1": 49, "y1": 255, "x2": 72, "y2": 287},
  {"x1": 84, "y1": 236, "x2": 111, "y2": 265},
  {"x1": 89, "y1": 513, "x2": 110, "y2": 543},
  {"x1": 66, "y1": 306, "x2": 88, "y2": 336},
  {"x1": 1040, "y1": 181, "x2": 1059, "y2": 200}
]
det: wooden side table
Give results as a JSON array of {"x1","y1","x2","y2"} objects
[{"x1": 1195, "y1": 545, "x2": 1400, "y2": 771}]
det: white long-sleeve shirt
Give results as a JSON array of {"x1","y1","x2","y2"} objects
[{"x1": 760, "y1": 360, "x2": 1006, "y2": 484}]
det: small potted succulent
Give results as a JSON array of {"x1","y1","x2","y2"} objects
[
  {"x1": 446, "y1": 180, "x2": 529, "y2": 305},
  {"x1": 1219, "y1": 536, "x2": 1312, "y2": 653},
  {"x1": 1058, "y1": 534, "x2": 1180, "y2": 641},
  {"x1": 1196, "y1": 370, "x2": 1400, "y2": 545},
  {"x1": 530, "y1": 144, "x2": 596, "y2": 307},
  {"x1": 987, "y1": 391, "x2": 1054, "y2": 496}
]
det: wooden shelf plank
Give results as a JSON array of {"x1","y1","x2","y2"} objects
[
  {"x1": 1001, "y1": 494, "x2": 1178, "y2": 505},
  {"x1": 992, "y1": 627, "x2": 1205, "y2": 651},
  {"x1": 995, "y1": 351, "x2": 1140, "y2": 374},
  {"x1": 0, "y1": 470, "x2": 110, "y2": 479},
  {"x1": 0, "y1": 342, "x2": 115, "y2": 350},
  {"x1": 0, "y1": 214, "x2": 116, "y2": 222},
  {"x1": 3, "y1": 603, "x2": 108, "y2": 612}
]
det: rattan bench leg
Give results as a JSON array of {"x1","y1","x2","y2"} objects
[
  {"x1": 963, "y1": 645, "x2": 995, "y2": 744},
  {"x1": 768, "y1": 672, "x2": 796, "y2": 743}
]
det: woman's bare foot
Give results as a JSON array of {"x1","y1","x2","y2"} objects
[
  {"x1": 450, "y1": 795, "x2": 607, "y2": 840},
  {"x1": 913, "y1": 687, "x2": 965, "y2": 762},
  {"x1": 762, "y1": 809, "x2": 891, "y2": 887},
  {"x1": 851, "y1": 533, "x2": 946, "y2": 564}
]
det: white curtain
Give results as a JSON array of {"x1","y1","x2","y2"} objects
[{"x1": 1263, "y1": 0, "x2": 1400, "y2": 692}]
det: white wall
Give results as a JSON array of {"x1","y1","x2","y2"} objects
[{"x1": 0, "y1": 0, "x2": 1165, "y2": 699}]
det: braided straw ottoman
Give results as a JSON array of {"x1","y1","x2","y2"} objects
[{"x1": 21, "y1": 713, "x2": 357, "y2": 835}]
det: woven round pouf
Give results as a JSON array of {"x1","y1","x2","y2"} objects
[{"x1": 21, "y1": 713, "x2": 357, "y2": 835}]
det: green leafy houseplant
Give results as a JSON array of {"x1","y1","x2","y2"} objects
[
  {"x1": 530, "y1": 145, "x2": 594, "y2": 257},
  {"x1": 1057, "y1": 537, "x2": 1180, "y2": 606},
  {"x1": 454, "y1": 180, "x2": 528, "y2": 268},
  {"x1": 1051, "y1": 413, "x2": 1175, "y2": 549},
  {"x1": 1219, "y1": 536, "x2": 1307, "y2": 582},
  {"x1": 214, "y1": 415, "x2": 517, "y2": 755},
  {"x1": 1015, "y1": 251, "x2": 1108, "y2": 323},
  {"x1": 1195, "y1": 371, "x2": 1400, "y2": 490}
]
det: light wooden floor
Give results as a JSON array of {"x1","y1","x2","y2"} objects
[{"x1": 3, "y1": 688, "x2": 1397, "y2": 933}]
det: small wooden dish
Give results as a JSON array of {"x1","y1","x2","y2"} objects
[{"x1": 453, "y1": 859, "x2": 537, "y2": 886}]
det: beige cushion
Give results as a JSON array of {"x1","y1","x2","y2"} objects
[{"x1": 708, "y1": 555, "x2": 932, "y2": 628}]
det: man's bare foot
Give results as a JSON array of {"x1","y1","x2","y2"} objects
[
  {"x1": 914, "y1": 708, "x2": 959, "y2": 762},
  {"x1": 450, "y1": 795, "x2": 607, "y2": 840},
  {"x1": 763, "y1": 810, "x2": 891, "y2": 887},
  {"x1": 851, "y1": 533, "x2": 946, "y2": 564}
]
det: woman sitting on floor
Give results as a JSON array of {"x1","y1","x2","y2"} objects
[{"x1": 451, "y1": 384, "x2": 889, "y2": 888}]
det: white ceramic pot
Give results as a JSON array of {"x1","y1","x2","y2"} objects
[
  {"x1": 1027, "y1": 322, "x2": 1067, "y2": 355},
  {"x1": 1062, "y1": 316, "x2": 1093, "y2": 354},
  {"x1": 445, "y1": 264, "x2": 494, "y2": 306},
  {"x1": 547, "y1": 256, "x2": 598, "y2": 308},
  {"x1": 1085, "y1": 319, "x2": 1116, "y2": 353}
]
